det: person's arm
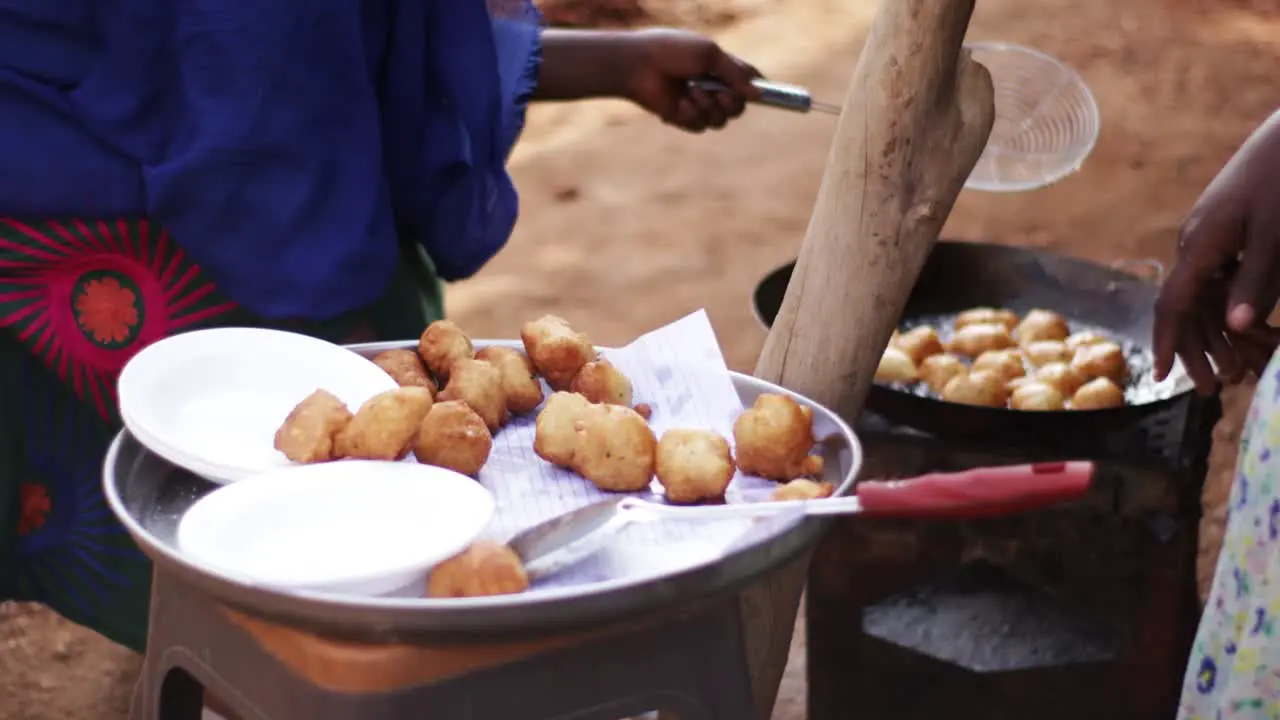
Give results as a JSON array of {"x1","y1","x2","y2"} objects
[
  {"x1": 533, "y1": 29, "x2": 637, "y2": 102},
  {"x1": 529, "y1": 28, "x2": 761, "y2": 133},
  {"x1": 1153, "y1": 111, "x2": 1280, "y2": 392}
]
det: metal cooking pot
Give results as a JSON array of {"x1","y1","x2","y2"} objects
[{"x1": 752, "y1": 241, "x2": 1194, "y2": 440}]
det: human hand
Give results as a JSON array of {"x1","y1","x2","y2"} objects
[
  {"x1": 1154, "y1": 112, "x2": 1280, "y2": 394},
  {"x1": 616, "y1": 29, "x2": 762, "y2": 132}
]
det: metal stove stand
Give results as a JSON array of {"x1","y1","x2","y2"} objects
[{"x1": 805, "y1": 393, "x2": 1220, "y2": 720}]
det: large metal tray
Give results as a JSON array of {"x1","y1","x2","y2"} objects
[{"x1": 103, "y1": 340, "x2": 862, "y2": 642}]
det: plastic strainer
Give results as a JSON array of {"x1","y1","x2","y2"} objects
[{"x1": 963, "y1": 42, "x2": 1100, "y2": 192}]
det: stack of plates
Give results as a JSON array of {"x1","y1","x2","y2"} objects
[{"x1": 115, "y1": 327, "x2": 495, "y2": 595}]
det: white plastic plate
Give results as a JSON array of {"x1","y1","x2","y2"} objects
[
  {"x1": 176, "y1": 461, "x2": 495, "y2": 596},
  {"x1": 117, "y1": 327, "x2": 397, "y2": 484}
]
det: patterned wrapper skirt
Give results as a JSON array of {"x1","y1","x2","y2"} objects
[
  {"x1": 0, "y1": 218, "x2": 441, "y2": 652},
  {"x1": 1179, "y1": 350, "x2": 1280, "y2": 719}
]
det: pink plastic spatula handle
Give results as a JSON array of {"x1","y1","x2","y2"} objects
[{"x1": 853, "y1": 461, "x2": 1094, "y2": 518}]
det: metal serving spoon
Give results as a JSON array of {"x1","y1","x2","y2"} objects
[
  {"x1": 509, "y1": 461, "x2": 1094, "y2": 581},
  {"x1": 689, "y1": 78, "x2": 841, "y2": 115}
]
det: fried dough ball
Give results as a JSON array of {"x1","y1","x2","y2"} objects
[
  {"x1": 570, "y1": 358, "x2": 633, "y2": 407},
  {"x1": 1014, "y1": 309, "x2": 1071, "y2": 345},
  {"x1": 418, "y1": 320, "x2": 474, "y2": 382},
  {"x1": 1064, "y1": 330, "x2": 1108, "y2": 352},
  {"x1": 427, "y1": 541, "x2": 529, "y2": 599},
  {"x1": 893, "y1": 326, "x2": 945, "y2": 364},
  {"x1": 534, "y1": 394, "x2": 657, "y2": 492},
  {"x1": 954, "y1": 307, "x2": 1019, "y2": 332},
  {"x1": 733, "y1": 394, "x2": 823, "y2": 481},
  {"x1": 1023, "y1": 340, "x2": 1072, "y2": 368},
  {"x1": 771, "y1": 478, "x2": 835, "y2": 502},
  {"x1": 1033, "y1": 362, "x2": 1088, "y2": 397},
  {"x1": 475, "y1": 346, "x2": 543, "y2": 415},
  {"x1": 521, "y1": 315, "x2": 597, "y2": 391},
  {"x1": 572, "y1": 405, "x2": 658, "y2": 492},
  {"x1": 946, "y1": 323, "x2": 1016, "y2": 358},
  {"x1": 971, "y1": 349, "x2": 1026, "y2": 382},
  {"x1": 334, "y1": 387, "x2": 434, "y2": 461},
  {"x1": 532, "y1": 392, "x2": 590, "y2": 466},
  {"x1": 655, "y1": 429, "x2": 736, "y2": 504},
  {"x1": 1069, "y1": 341, "x2": 1128, "y2": 384},
  {"x1": 274, "y1": 390, "x2": 354, "y2": 463},
  {"x1": 413, "y1": 401, "x2": 493, "y2": 476},
  {"x1": 437, "y1": 358, "x2": 508, "y2": 432},
  {"x1": 532, "y1": 392, "x2": 593, "y2": 467},
  {"x1": 919, "y1": 354, "x2": 967, "y2": 394},
  {"x1": 941, "y1": 369, "x2": 1009, "y2": 408},
  {"x1": 1006, "y1": 376, "x2": 1033, "y2": 392},
  {"x1": 571, "y1": 404, "x2": 657, "y2": 492},
  {"x1": 1010, "y1": 381, "x2": 1066, "y2": 412},
  {"x1": 371, "y1": 349, "x2": 437, "y2": 395},
  {"x1": 875, "y1": 347, "x2": 918, "y2": 384},
  {"x1": 1071, "y1": 377, "x2": 1125, "y2": 410}
]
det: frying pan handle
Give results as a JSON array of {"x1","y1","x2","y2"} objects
[
  {"x1": 855, "y1": 461, "x2": 1094, "y2": 518},
  {"x1": 1110, "y1": 258, "x2": 1165, "y2": 284}
]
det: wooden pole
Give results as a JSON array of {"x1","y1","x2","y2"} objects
[{"x1": 741, "y1": 1, "x2": 995, "y2": 717}]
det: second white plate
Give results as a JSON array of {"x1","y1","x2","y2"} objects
[{"x1": 177, "y1": 461, "x2": 495, "y2": 596}]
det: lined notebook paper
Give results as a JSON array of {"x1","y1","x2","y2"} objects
[{"x1": 473, "y1": 310, "x2": 787, "y2": 591}]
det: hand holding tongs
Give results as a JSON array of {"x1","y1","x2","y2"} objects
[{"x1": 689, "y1": 77, "x2": 841, "y2": 116}]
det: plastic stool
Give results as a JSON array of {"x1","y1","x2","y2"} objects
[{"x1": 130, "y1": 570, "x2": 755, "y2": 720}]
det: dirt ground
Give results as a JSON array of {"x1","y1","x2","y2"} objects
[{"x1": 6, "y1": 0, "x2": 1280, "y2": 718}]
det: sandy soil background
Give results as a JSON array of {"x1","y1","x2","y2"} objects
[{"x1": 5, "y1": 0, "x2": 1280, "y2": 718}]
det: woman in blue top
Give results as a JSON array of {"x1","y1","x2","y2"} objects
[{"x1": 0, "y1": 0, "x2": 762, "y2": 653}]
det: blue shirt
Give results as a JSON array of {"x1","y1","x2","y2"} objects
[{"x1": 0, "y1": 0, "x2": 542, "y2": 320}]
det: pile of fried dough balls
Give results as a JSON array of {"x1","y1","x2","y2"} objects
[
  {"x1": 272, "y1": 315, "x2": 832, "y2": 600},
  {"x1": 875, "y1": 307, "x2": 1128, "y2": 412}
]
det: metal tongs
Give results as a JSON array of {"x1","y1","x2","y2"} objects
[{"x1": 689, "y1": 78, "x2": 841, "y2": 115}]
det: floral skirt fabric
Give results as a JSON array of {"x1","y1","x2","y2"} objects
[
  {"x1": 1180, "y1": 351, "x2": 1280, "y2": 718},
  {"x1": 0, "y1": 218, "x2": 440, "y2": 652}
]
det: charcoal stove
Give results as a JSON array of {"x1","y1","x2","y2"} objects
[{"x1": 805, "y1": 391, "x2": 1220, "y2": 720}]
